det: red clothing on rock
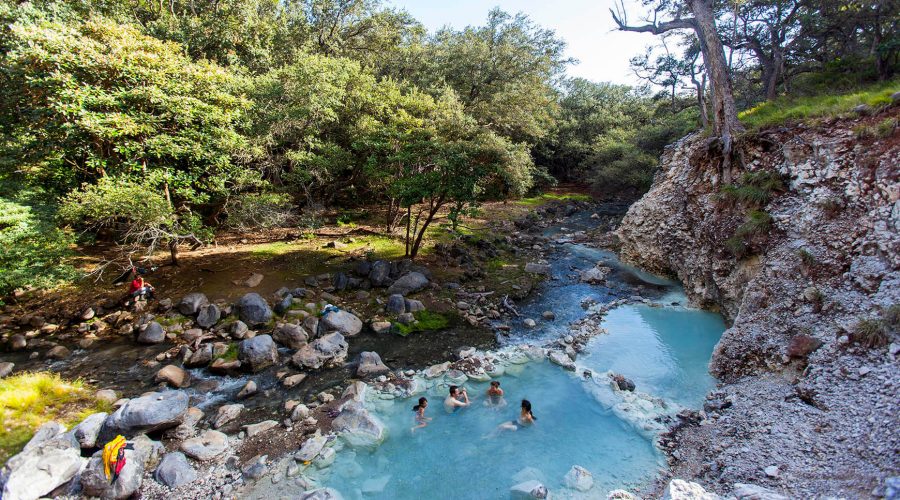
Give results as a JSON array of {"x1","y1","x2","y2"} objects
[{"x1": 129, "y1": 278, "x2": 144, "y2": 294}]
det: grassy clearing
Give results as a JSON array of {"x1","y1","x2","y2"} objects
[
  {"x1": 339, "y1": 234, "x2": 406, "y2": 260},
  {"x1": 517, "y1": 192, "x2": 592, "y2": 207},
  {"x1": 0, "y1": 372, "x2": 112, "y2": 462},
  {"x1": 394, "y1": 310, "x2": 451, "y2": 336},
  {"x1": 739, "y1": 79, "x2": 900, "y2": 130}
]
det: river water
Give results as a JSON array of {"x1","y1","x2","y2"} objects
[{"x1": 250, "y1": 211, "x2": 727, "y2": 499}]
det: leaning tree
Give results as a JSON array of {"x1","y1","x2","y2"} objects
[{"x1": 612, "y1": 0, "x2": 744, "y2": 174}]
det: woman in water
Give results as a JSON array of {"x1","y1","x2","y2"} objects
[
  {"x1": 485, "y1": 381, "x2": 507, "y2": 408},
  {"x1": 411, "y1": 397, "x2": 431, "y2": 432},
  {"x1": 490, "y1": 400, "x2": 537, "y2": 436}
]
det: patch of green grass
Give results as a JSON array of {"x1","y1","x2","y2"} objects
[
  {"x1": 155, "y1": 313, "x2": 187, "y2": 327},
  {"x1": 341, "y1": 235, "x2": 406, "y2": 260},
  {"x1": 393, "y1": 311, "x2": 451, "y2": 337},
  {"x1": 517, "y1": 192, "x2": 592, "y2": 207},
  {"x1": 250, "y1": 241, "x2": 300, "y2": 257},
  {"x1": 0, "y1": 372, "x2": 112, "y2": 462},
  {"x1": 739, "y1": 79, "x2": 900, "y2": 129},
  {"x1": 876, "y1": 117, "x2": 898, "y2": 137},
  {"x1": 215, "y1": 343, "x2": 238, "y2": 362},
  {"x1": 486, "y1": 257, "x2": 510, "y2": 271}
]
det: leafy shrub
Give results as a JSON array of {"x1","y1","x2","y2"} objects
[
  {"x1": 718, "y1": 170, "x2": 785, "y2": 208},
  {"x1": 297, "y1": 212, "x2": 324, "y2": 231},
  {"x1": 797, "y1": 248, "x2": 816, "y2": 267},
  {"x1": 816, "y1": 197, "x2": 843, "y2": 218},
  {"x1": 851, "y1": 318, "x2": 889, "y2": 348},
  {"x1": 726, "y1": 210, "x2": 773, "y2": 258},
  {"x1": 225, "y1": 192, "x2": 295, "y2": 230}
]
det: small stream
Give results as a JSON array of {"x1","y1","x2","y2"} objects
[{"x1": 245, "y1": 211, "x2": 727, "y2": 499}]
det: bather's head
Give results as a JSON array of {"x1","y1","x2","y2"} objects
[
  {"x1": 490, "y1": 381, "x2": 500, "y2": 388},
  {"x1": 413, "y1": 397, "x2": 428, "y2": 411},
  {"x1": 521, "y1": 399, "x2": 535, "y2": 419},
  {"x1": 449, "y1": 385, "x2": 459, "y2": 396}
]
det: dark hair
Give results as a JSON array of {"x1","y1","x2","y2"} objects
[
  {"x1": 521, "y1": 399, "x2": 536, "y2": 420},
  {"x1": 449, "y1": 385, "x2": 458, "y2": 395},
  {"x1": 412, "y1": 397, "x2": 428, "y2": 412},
  {"x1": 490, "y1": 381, "x2": 500, "y2": 387}
]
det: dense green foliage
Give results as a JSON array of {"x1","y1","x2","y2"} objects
[
  {"x1": 0, "y1": 196, "x2": 77, "y2": 297},
  {"x1": 1, "y1": 0, "x2": 895, "y2": 294}
]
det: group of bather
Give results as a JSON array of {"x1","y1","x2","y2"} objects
[{"x1": 411, "y1": 380, "x2": 536, "y2": 434}]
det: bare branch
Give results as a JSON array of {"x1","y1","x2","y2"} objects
[{"x1": 610, "y1": 2, "x2": 696, "y2": 35}]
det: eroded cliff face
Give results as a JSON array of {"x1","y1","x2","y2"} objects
[
  {"x1": 619, "y1": 115, "x2": 898, "y2": 380},
  {"x1": 617, "y1": 111, "x2": 899, "y2": 497}
]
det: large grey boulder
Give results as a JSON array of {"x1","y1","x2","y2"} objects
[
  {"x1": 137, "y1": 321, "x2": 165, "y2": 344},
  {"x1": 368, "y1": 260, "x2": 392, "y2": 287},
  {"x1": 154, "y1": 452, "x2": 197, "y2": 488},
  {"x1": 236, "y1": 293, "x2": 273, "y2": 326},
  {"x1": 0, "y1": 433, "x2": 82, "y2": 500},
  {"x1": 356, "y1": 351, "x2": 390, "y2": 378},
  {"x1": 510, "y1": 480, "x2": 548, "y2": 499},
  {"x1": 99, "y1": 391, "x2": 189, "y2": 441},
  {"x1": 178, "y1": 293, "x2": 209, "y2": 315},
  {"x1": 291, "y1": 332, "x2": 348, "y2": 370},
  {"x1": 195, "y1": 304, "x2": 221, "y2": 329},
  {"x1": 386, "y1": 272, "x2": 429, "y2": 295},
  {"x1": 238, "y1": 335, "x2": 278, "y2": 372},
  {"x1": 320, "y1": 309, "x2": 363, "y2": 337},
  {"x1": 273, "y1": 323, "x2": 309, "y2": 349},
  {"x1": 180, "y1": 430, "x2": 229, "y2": 461},
  {"x1": 23, "y1": 421, "x2": 66, "y2": 451},
  {"x1": 0, "y1": 362, "x2": 14, "y2": 378},
  {"x1": 332, "y1": 401, "x2": 386, "y2": 448},
  {"x1": 80, "y1": 437, "x2": 153, "y2": 499},
  {"x1": 73, "y1": 412, "x2": 108, "y2": 448}
]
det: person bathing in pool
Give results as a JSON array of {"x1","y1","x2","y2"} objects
[
  {"x1": 411, "y1": 397, "x2": 432, "y2": 433},
  {"x1": 444, "y1": 385, "x2": 470, "y2": 413},
  {"x1": 485, "y1": 381, "x2": 507, "y2": 408},
  {"x1": 490, "y1": 400, "x2": 536, "y2": 436}
]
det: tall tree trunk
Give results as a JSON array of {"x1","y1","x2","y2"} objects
[
  {"x1": 686, "y1": 0, "x2": 743, "y2": 172},
  {"x1": 169, "y1": 240, "x2": 179, "y2": 266}
]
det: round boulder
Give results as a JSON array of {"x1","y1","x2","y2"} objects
[
  {"x1": 236, "y1": 293, "x2": 273, "y2": 326},
  {"x1": 321, "y1": 309, "x2": 363, "y2": 337},
  {"x1": 178, "y1": 293, "x2": 209, "y2": 316},
  {"x1": 238, "y1": 335, "x2": 278, "y2": 372},
  {"x1": 180, "y1": 430, "x2": 229, "y2": 461},
  {"x1": 154, "y1": 452, "x2": 197, "y2": 488},
  {"x1": 386, "y1": 272, "x2": 429, "y2": 295},
  {"x1": 138, "y1": 322, "x2": 166, "y2": 344}
]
